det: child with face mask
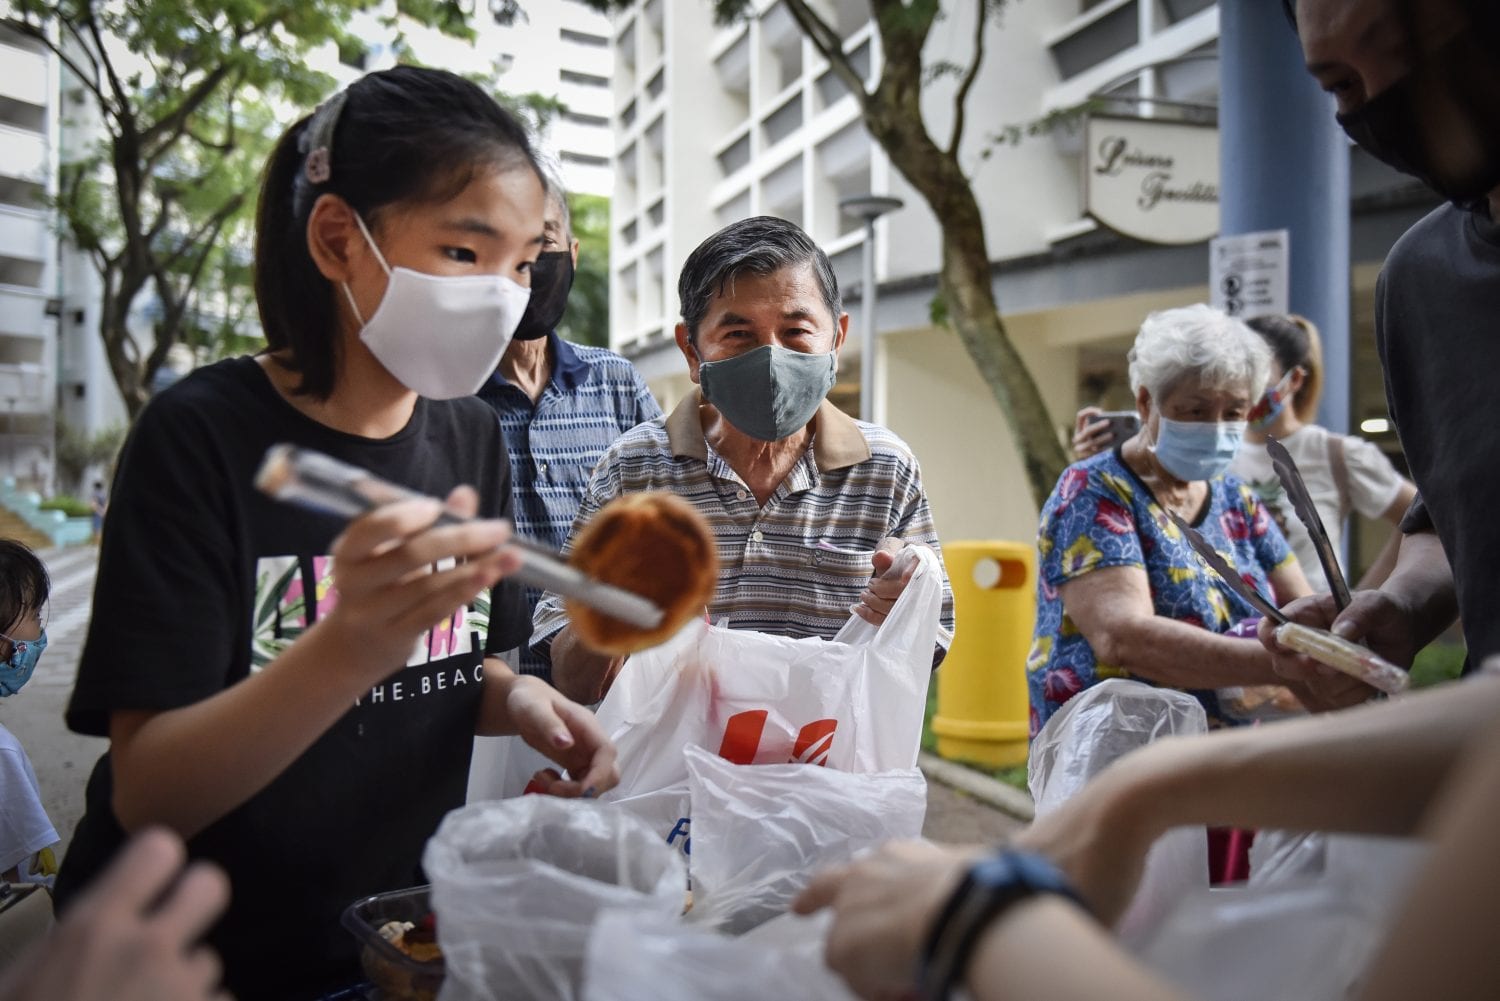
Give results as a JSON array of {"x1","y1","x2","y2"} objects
[
  {"x1": 52, "y1": 67, "x2": 618, "y2": 1000},
  {"x1": 1232, "y1": 314, "x2": 1417, "y2": 594},
  {"x1": 0, "y1": 540, "x2": 60, "y2": 893}
]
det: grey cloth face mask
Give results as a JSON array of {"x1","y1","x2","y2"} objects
[{"x1": 697, "y1": 343, "x2": 838, "y2": 442}]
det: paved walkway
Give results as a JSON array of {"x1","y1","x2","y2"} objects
[{"x1": 12, "y1": 547, "x2": 1023, "y2": 860}]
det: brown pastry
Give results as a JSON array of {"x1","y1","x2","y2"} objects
[
  {"x1": 567, "y1": 491, "x2": 718, "y2": 655},
  {"x1": 365, "y1": 917, "x2": 443, "y2": 1001}
]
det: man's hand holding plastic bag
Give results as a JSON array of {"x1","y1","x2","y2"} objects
[{"x1": 851, "y1": 540, "x2": 925, "y2": 627}]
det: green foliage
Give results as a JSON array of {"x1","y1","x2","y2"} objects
[
  {"x1": 558, "y1": 193, "x2": 610, "y2": 348},
  {"x1": 6, "y1": 0, "x2": 496, "y2": 416},
  {"x1": 39, "y1": 495, "x2": 93, "y2": 518},
  {"x1": 1410, "y1": 641, "x2": 1466, "y2": 689},
  {"x1": 928, "y1": 290, "x2": 949, "y2": 328},
  {"x1": 54, "y1": 420, "x2": 128, "y2": 494},
  {"x1": 981, "y1": 100, "x2": 1099, "y2": 157}
]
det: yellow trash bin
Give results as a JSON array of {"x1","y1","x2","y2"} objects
[{"x1": 932, "y1": 540, "x2": 1035, "y2": 768}]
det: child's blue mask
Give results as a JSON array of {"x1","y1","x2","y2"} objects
[{"x1": 0, "y1": 630, "x2": 46, "y2": 696}]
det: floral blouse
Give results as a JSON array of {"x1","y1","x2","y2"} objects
[{"x1": 1027, "y1": 447, "x2": 1295, "y2": 736}]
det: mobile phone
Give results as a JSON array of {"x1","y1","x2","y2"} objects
[{"x1": 1097, "y1": 410, "x2": 1141, "y2": 447}]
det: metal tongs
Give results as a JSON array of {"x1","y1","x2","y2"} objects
[
  {"x1": 1265, "y1": 435, "x2": 1353, "y2": 610},
  {"x1": 253, "y1": 444, "x2": 664, "y2": 630},
  {"x1": 1167, "y1": 512, "x2": 1408, "y2": 695}
]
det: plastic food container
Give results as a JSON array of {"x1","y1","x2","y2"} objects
[{"x1": 341, "y1": 886, "x2": 444, "y2": 1001}]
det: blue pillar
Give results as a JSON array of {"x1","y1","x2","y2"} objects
[{"x1": 1219, "y1": 0, "x2": 1351, "y2": 434}]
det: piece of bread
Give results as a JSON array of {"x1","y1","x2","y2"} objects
[{"x1": 567, "y1": 491, "x2": 718, "y2": 655}]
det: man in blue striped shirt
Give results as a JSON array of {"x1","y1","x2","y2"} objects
[
  {"x1": 477, "y1": 174, "x2": 661, "y2": 681},
  {"x1": 532, "y1": 216, "x2": 955, "y2": 704}
]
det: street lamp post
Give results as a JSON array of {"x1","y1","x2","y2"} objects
[{"x1": 839, "y1": 195, "x2": 904, "y2": 424}]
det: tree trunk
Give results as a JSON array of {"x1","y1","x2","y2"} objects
[{"x1": 867, "y1": 113, "x2": 1070, "y2": 510}]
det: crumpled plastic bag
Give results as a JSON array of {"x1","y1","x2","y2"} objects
[
  {"x1": 1138, "y1": 834, "x2": 1428, "y2": 1001},
  {"x1": 582, "y1": 908, "x2": 857, "y2": 1001},
  {"x1": 423, "y1": 797, "x2": 687, "y2": 1001},
  {"x1": 682, "y1": 744, "x2": 928, "y2": 934},
  {"x1": 1028, "y1": 679, "x2": 1210, "y2": 942}
]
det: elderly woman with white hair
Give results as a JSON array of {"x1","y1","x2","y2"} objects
[{"x1": 1027, "y1": 305, "x2": 1313, "y2": 739}]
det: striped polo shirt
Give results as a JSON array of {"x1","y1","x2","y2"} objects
[
  {"x1": 477, "y1": 332, "x2": 661, "y2": 677},
  {"x1": 530, "y1": 391, "x2": 956, "y2": 665}
]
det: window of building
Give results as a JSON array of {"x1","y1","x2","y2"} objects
[
  {"x1": 561, "y1": 69, "x2": 611, "y2": 88},
  {"x1": 561, "y1": 151, "x2": 611, "y2": 168},
  {"x1": 762, "y1": 92, "x2": 804, "y2": 148},
  {"x1": 563, "y1": 109, "x2": 612, "y2": 128},
  {"x1": 560, "y1": 28, "x2": 611, "y2": 48}
]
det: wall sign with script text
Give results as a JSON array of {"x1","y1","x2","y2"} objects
[{"x1": 1085, "y1": 115, "x2": 1220, "y2": 245}]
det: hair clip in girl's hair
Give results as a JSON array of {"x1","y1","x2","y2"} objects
[
  {"x1": 300, "y1": 90, "x2": 349, "y2": 185},
  {"x1": 305, "y1": 148, "x2": 331, "y2": 184}
]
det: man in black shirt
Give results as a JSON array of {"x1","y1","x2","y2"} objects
[{"x1": 1268, "y1": 0, "x2": 1500, "y2": 686}]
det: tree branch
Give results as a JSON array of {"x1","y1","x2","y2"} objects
[
  {"x1": 948, "y1": 0, "x2": 990, "y2": 156},
  {"x1": 83, "y1": 8, "x2": 135, "y2": 134},
  {"x1": 782, "y1": 0, "x2": 870, "y2": 112},
  {"x1": 6, "y1": 18, "x2": 110, "y2": 110},
  {"x1": 138, "y1": 63, "x2": 235, "y2": 154},
  {"x1": 158, "y1": 192, "x2": 244, "y2": 276}
]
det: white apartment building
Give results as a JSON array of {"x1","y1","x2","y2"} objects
[
  {"x1": 0, "y1": 22, "x2": 61, "y2": 491},
  {"x1": 606, "y1": 0, "x2": 1435, "y2": 557},
  {"x1": 344, "y1": 0, "x2": 618, "y2": 197}
]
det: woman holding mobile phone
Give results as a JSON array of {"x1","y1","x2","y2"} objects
[{"x1": 53, "y1": 67, "x2": 617, "y2": 1000}]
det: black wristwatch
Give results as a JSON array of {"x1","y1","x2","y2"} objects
[{"x1": 917, "y1": 849, "x2": 1085, "y2": 1001}]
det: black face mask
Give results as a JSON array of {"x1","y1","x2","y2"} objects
[
  {"x1": 1335, "y1": 25, "x2": 1500, "y2": 207},
  {"x1": 512, "y1": 251, "x2": 575, "y2": 342}
]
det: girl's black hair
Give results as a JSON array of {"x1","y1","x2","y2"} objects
[
  {"x1": 0, "y1": 539, "x2": 48, "y2": 637},
  {"x1": 255, "y1": 65, "x2": 543, "y2": 399}
]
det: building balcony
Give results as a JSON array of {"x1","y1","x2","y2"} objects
[
  {"x1": 0, "y1": 286, "x2": 47, "y2": 339},
  {"x1": 0, "y1": 361, "x2": 48, "y2": 413},
  {"x1": 0, "y1": 37, "x2": 49, "y2": 112},
  {"x1": 0, "y1": 125, "x2": 47, "y2": 198},
  {"x1": 1047, "y1": 0, "x2": 1139, "y2": 81},
  {"x1": 1043, "y1": 4, "x2": 1219, "y2": 112},
  {"x1": 0, "y1": 205, "x2": 47, "y2": 266}
]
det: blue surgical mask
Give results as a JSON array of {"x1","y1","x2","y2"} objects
[
  {"x1": 0, "y1": 629, "x2": 45, "y2": 696},
  {"x1": 1152, "y1": 418, "x2": 1245, "y2": 482},
  {"x1": 697, "y1": 344, "x2": 837, "y2": 442}
]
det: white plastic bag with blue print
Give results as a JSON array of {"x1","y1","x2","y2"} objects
[
  {"x1": 1028, "y1": 679, "x2": 1210, "y2": 944},
  {"x1": 592, "y1": 546, "x2": 944, "y2": 856}
]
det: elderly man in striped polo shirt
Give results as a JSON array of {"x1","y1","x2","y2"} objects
[{"x1": 532, "y1": 215, "x2": 956, "y2": 705}]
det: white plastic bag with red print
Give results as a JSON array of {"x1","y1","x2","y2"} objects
[{"x1": 592, "y1": 546, "x2": 944, "y2": 854}]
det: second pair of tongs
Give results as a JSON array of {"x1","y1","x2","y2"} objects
[
  {"x1": 1168, "y1": 512, "x2": 1408, "y2": 695},
  {"x1": 1265, "y1": 436, "x2": 1352, "y2": 610}
]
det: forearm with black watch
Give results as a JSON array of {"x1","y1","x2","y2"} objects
[{"x1": 917, "y1": 849, "x2": 1087, "y2": 1000}]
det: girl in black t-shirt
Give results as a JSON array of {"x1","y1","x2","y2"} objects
[{"x1": 56, "y1": 67, "x2": 618, "y2": 1000}]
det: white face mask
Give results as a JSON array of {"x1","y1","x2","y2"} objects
[{"x1": 342, "y1": 213, "x2": 530, "y2": 399}]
